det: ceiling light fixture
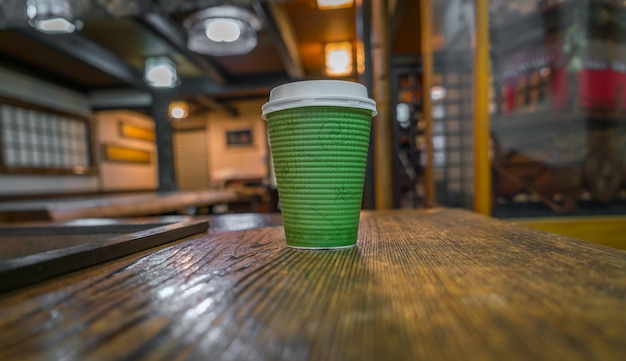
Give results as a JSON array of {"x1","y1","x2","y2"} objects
[
  {"x1": 144, "y1": 57, "x2": 179, "y2": 88},
  {"x1": 206, "y1": 18, "x2": 241, "y2": 42},
  {"x1": 317, "y1": 0, "x2": 354, "y2": 10},
  {"x1": 169, "y1": 101, "x2": 189, "y2": 119},
  {"x1": 26, "y1": 0, "x2": 82, "y2": 34},
  {"x1": 184, "y1": 6, "x2": 261, "y2": 56},
  {"x1": 325, "y1": 42, "x2": 353, "y2": 77}
]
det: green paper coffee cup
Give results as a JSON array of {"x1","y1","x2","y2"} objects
[{"x1": 262, "y1": 80, "x2": 377, "y2": 249}]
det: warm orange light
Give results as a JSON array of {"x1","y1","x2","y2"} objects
[
  {"x1": 317, "y1": 0, "x2": 353, "y2": 10},
  {"x1": 325, "y1": 42, "x2": 353, "y2": 76},
  {"x1": 169, "y1": 101, "x2": 189, "y2": 119},
  {"x1": 356, "y1": 41, "x2": 365, "y2": 75}
]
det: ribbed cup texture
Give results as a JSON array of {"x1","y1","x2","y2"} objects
[{"x1": 267, "y1": 106, "x2": 372, "y2": 248}]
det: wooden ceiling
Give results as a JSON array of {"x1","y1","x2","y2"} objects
[{"x1": 0, "y1": 0, "x2": 421, "y2": 114}]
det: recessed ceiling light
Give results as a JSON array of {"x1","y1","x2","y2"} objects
[
  {"x1": 325, "y1": 42, "x2": 353, "y2": 76},
  {"x1": 34, "y1": 17, "x2": 76, "y2": 33},
  {"x1": 169, "y1": 101, "x2": 189, "y2": 119},
  {"x1": 144, "y1": 57, "x2": 179, "y2": 88},
  {"x1": 205, "y1": 18, "x2": 242, "y2": 42},
  {"x1": 184, "y1": 6, "x2": 261, "y2": 56},
  {"x1": 27, "y1": 0, "x2": 82, "y2": 34},
  {"x1": 317, "y1": 0, "x2": 353, "y2": 10}
]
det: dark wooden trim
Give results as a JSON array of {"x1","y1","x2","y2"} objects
[
  {"x1": 173, "y1": 127, "x2": 207, "y2": 132},
  {"x1": 0, "y1": 94, "x2": 91, "y2": 120},
  {"x1": 0, "y1": 165, "x2": 97, "y2": 176},
  {"x1": 0, "y1": 220, "x2": 209, "y2": 292},
  {"x1": 252, "y1": 1, "x2": 305, "y2": 80},
  {"x1": 19, "y1": 29, "x2": 149, "y2": 90}
]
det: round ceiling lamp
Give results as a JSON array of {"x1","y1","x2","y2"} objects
[
  {"x1": 144, "y1": 56, "x2": 179, "y2": 88},
  {"x1": 169, "y1": 101, "x2": 189, "y2": 119},
  {"x1": 183, "y1": 6, "x2": 261, "y2": 57}
]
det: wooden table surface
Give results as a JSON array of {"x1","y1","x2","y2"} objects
[{"x1": 1, "y1": 208, "x2": 625, "y2": 360}]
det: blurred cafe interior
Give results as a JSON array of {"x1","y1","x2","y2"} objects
[{"x1": 0, "y1": 0, "x2": 625, "y2": 249}]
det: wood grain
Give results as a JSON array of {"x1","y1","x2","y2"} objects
[
  {"x1": 204, "y1": 213, "x2": 283, "y2": 233},
  {"x1": 0, "y1": 209, "x2": 625, "y2": 360}
]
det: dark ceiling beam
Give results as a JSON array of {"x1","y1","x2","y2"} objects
[
  {"x1": 177, "y1": 72, "x2": 291, "y2": 97},
  {"x1": 140, "y1": 12, "x2": 227, "y2": 84},
  {"x1": 251, "y1": 1, "x2": 305, "y2": 80},
  {"x1": 20, "y1": 28, "x2": 148, "y2": 90},
  {"x1": 193, "y1": 96, "x2": 239, "y2": 117},
  {"x1": 89, "y1": 89, "x2": 152, "y2": 110},
  {"x1": 90, "y1": 72, "x2": 290, "y2": 109},
  {"x1": 0, "y1": 52, "x2": 87, "y2": 92}
]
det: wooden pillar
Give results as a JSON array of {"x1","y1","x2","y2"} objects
[
  {"x1": 151, "y1": 91, "x2": 178, "y2": 193},
  {"x1": 473, "y1": 0, "x2": 491, "y2": 215},
  {"x1": 371, "y1": 0, "x2": 393, "y2": 209},
  {"x1": 419, "y1": 0, "x2": 435, "y2": 207}
]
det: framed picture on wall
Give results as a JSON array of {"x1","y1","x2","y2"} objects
[
  {"x1": 102, "y1": 144, "x2": 151, "y2": 164},
  {"x1": 118, "y1": 121, "x2": 156, "y2": 142},
  {"x1": 226, "y1": 129, "x2": 253, "y2": 147}
]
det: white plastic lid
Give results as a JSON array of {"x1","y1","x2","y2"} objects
[{"x1": 262, "y1": 80, "x2": 377, "y2": 119}]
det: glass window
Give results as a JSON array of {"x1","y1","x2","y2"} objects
[
  {"x1": 489, "y1": 0, "x2": 626, "y2": 216},
  {"x1": 0, "y1": 103, "x2": 95, "y2": 174}
]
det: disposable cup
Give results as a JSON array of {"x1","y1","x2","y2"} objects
[{"x1": 262, "y1": 80, "x2": 377, "y2": 249}]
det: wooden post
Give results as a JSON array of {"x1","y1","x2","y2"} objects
[
  {"x1": 419, "y1": 0, "x2": 435, "y2": 207},
  {"x1": 371, "y1": 0, "x2": 394, "y2": 209},
  {"x1": 473, "y1": 0, "x2": 491, "y2": 215},
  {"x1": 151, "y1": 90, "x2": 178, "y2": 193}
]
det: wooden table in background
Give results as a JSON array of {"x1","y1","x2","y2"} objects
[
  {"x1": 0, "y1": 190, "x2": 241, "y2": 222},
  {"x1": 1, "y1": 209, "x2": 625, "y2": 360}
]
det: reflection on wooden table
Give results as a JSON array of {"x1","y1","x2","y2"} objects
[{"x1": 0, "y1": 208, "x2": 625, "y2": 360}]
